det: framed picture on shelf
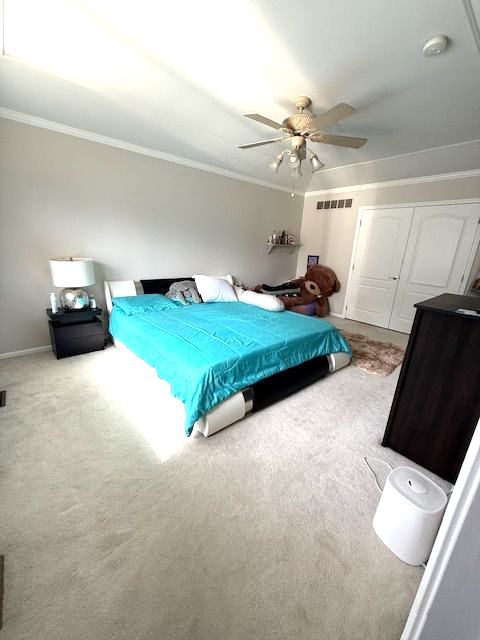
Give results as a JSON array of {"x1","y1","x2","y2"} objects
[
  {"x1": 307, "y1": 255, "x2": 319, "y2": 268},
  {"x1": 287, "y1": 234, "x2": 296, "y2": 245}
]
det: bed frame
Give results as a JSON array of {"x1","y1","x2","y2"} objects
[{"x1": 104, "y1": 278, "x2": 351, "y2": 437}]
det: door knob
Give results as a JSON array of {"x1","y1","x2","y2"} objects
[{"x1": 388, "y1": 276, "x2": 398, "y2": 280}]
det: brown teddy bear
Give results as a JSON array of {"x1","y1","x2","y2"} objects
[{"x1": 279, "y1": 265, "x2": 340, "y2": 317}]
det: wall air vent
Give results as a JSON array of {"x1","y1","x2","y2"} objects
[{"x1": 316, "y1": 198, "x2": 353, "y2": 211}]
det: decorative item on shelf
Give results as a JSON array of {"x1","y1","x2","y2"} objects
[
  {"x1": 49, "y1": 257, "x2": 95, "y2": 310},
  {"x1": 268, "y1": 230, "x2": 296, "y2": 246},
  {"x1": 266, "y1": 232, "x2": 299, "y2": 253}
]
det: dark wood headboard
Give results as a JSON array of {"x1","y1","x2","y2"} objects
[{"x1": 140, "y1": 278, "x2": 193, "y2": 295}]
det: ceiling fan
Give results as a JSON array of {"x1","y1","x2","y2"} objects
[{"x1": 239, "y1": 96, "x2": 367, "y2": 177}]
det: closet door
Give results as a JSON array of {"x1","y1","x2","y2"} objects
[
  {"x1": 389, "y1": 204, "x2": 479, "y2": 333},
  {"x1": 346, "y1": 208, "x2": 413, "y2": 327}
]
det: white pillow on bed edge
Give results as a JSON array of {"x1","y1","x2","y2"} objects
[
  {"x1": 238, "y1": 289, "x2": 285, "y2": 312},
  {"x1": 194, "y1": 275, "x2": 238, "y2": 302},
  {"x1": 215, "y1": 274, "x2": 235, "y2": 286}
]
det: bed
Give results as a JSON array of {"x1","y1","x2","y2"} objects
[{"x1": 104, "y1": 278, "x2": 351, "y2": 437}]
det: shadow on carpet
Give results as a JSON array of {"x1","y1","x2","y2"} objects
[{"x1": 341, "y1": 331, "x2": 405, "y2": 376}]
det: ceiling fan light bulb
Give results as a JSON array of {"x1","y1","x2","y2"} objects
[{"x1": 288, "y1": 152, "x2": 300, "y2": 169}]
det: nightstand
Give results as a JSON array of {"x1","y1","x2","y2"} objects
[{"x1": 46, "y1": 308, "x2": 105, "y2": 359}]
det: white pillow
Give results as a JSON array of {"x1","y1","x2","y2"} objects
[
  {"x1": 215, "y1": 274, "x2": 235, "y2": 286},
  {"x1": 239, "y1": 289, "x2": 285, "y2": 312},
  {"x1": 194, "y1": 275, "x2": 238, "y2": 303}
]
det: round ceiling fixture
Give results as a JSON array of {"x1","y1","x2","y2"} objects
[{"x1": 422, "y1": 35, "x2": 449, "y2": 56}]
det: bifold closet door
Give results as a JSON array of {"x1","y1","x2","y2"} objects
[
  {"x1": 346, "y1": 208, "x2": 414, "y2": 327},
  {"x1": 389, "y1": 204, "x2": 480, "y2": 333}
]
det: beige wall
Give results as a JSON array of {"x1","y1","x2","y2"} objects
[
  {"x1": 0, "y1": 118, "x2": 303, "y2": 354},
  {"x1": 297, "y1": 177, "x2": 480, "y2": 315}
]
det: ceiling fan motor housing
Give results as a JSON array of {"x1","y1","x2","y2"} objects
[
  {"x1": 283, "y1": 112, "x2": 313, "y2": 133},
  {"x1": 282, "y1": 96, "x2": 314, "y2": 133}
]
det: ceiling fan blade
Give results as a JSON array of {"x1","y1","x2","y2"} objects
[
  {"x1": 243, "y1": 113, "x2": 287, "y2": 131},
  {"x1": 310, "y1": 133, "x2": 367, "y2": 149},
  {"x1": 238, "y1": 136, "x2": 290, "y2": 149},
  {"x1": 304, "y1": 103, "x2": 355, "y2": 133}
]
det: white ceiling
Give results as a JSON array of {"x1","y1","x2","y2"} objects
[{"x1": 1, "y1": 0, "x2": 479, "y2": 192}]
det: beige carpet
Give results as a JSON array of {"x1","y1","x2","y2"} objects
[
  {"x1": 341, "y1": 331, "x2": 406, "y2": 376},
  {"x1": 0, "y1": 348, "x2": 449, "y2": 640}
]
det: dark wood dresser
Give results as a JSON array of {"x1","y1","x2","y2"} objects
[{"x1": 382, "y1": 293, "x2": 480, "y2": 483}]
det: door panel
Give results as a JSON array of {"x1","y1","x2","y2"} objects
[
  {"x1": 347, "y1": 208, "x2": 414, "y2": 327},
  {"x1": 360, "y1": 219, "x2": 403, "y2": 279},
  {"x1": 389, "y1": 204, "x2": 479, "y2": 333},
  {"x1": 408, "y1": 216, "x2": 465, "y2": 287},
  {"x1": 390, "y1": 290, "x2": 429, "y2": 330}
]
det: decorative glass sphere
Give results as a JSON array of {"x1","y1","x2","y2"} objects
[{"x1": 60, "y1": 288, "x2": 90, "y2": 310}]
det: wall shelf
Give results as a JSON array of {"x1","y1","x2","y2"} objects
[{"x1": 266, "y1": 243, "x2": 300, "y2": 254}]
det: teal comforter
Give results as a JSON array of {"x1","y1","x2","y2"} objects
[{"x1": 109, "y1": 302, "x2": 350, "y2": 435}]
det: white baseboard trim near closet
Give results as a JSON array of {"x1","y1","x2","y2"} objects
[
  {"x1": 329, "y1": 312, "x2": 345, "y2": 318},
  {"x1": 0, "y1": 345, "x2": 51, "y2": 360}
]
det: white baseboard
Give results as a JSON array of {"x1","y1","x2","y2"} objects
[
  {"x1": 0, "y1": 345, "x2": 51, "y2": 360},
  {"x1": 329, "y1": 312, "x2": 345, "y2": 318}
]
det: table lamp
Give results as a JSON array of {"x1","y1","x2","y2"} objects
[{"x1": 49, "y1": 257, "x2": 95, "y2": 310}]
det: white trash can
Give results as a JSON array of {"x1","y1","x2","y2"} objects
[{"x1": 373, "y1": 466, "x2": 448, "y2": 566}]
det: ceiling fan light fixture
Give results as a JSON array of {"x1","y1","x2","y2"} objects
[
  {"x1": 240, "y1": 95, "x2": 367, "y2": 181},
  {"x1": 269, "y1": 153, "x2": 284, "y2": 173},
  {"x1": 291, "y1": 166, "x2": 302, "y2": 179},
  {"x1": 291, "y1": 135, "x2": 305, "y2": 151},
  {"x1": 309, "y1": 152, "x2": 323, "y2": 173},
  {"x1": 288, "y1": 152, "x2": 300, "y2": 169}
]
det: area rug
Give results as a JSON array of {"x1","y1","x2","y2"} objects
[{"x1": 341, "y1": 331, "x2": 405, "y2": 376}]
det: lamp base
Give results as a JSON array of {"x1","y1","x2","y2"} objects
[{"x1": 60, "y1": 288, "x2": 90, "y2": 310}]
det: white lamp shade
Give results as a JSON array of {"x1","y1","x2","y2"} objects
[{"x1": 49, "y1": 257, "x2": 95, "y2": 287}]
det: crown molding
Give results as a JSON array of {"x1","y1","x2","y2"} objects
[
  {"x1": 312, "y1": 138, "x2": 480, "y2": 176},
  {"x1": 305, "y1": 168, "x2": 480, "y2": 197},
  {"x1": 462, "y1": 0, "x2": 480, "y2": 56},
  {"x1": 3, "y1": 108, "x2": 478, "y2": 199},
  {"x1": 0, "y1": 108, "x2": 305, "y2": 196}
]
